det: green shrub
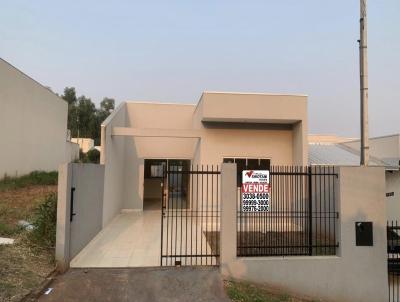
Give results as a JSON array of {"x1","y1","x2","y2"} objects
[
  {"x1": 86, "y1": 149, "x2": 100, "y2": 163},
  {"x1": 30, "y1": 193, "x2": 57, "y2": 248},
  {"x1": 0, "y1": 171, "x2": 58, "y2": 191}
]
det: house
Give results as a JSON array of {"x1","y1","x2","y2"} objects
[
  {"x1": 309, "y1": 134, "x2": 400, "y2": 221},
  {"x1": 71, "y1": 137, "x2": 95, "y2": 153},
  {"x1": 99, "y1": 91, "x2": 308, "y2": 226},
  {"x1": 0, "y1": 58, "x2": 77, "y2": 177}
]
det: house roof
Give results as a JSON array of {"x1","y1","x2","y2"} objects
[{"x1": 308, "y1": 143, "x2": 399, "y2": 170}]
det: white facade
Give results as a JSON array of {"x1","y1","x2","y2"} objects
[{"x1": 0, "y1": 58, "x2": 69, "y2": 177}]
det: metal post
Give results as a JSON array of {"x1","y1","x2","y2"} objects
[
  {"x1": 359, "y1": 0, "x2": 369, "y2": 166},
  {"x1": 308, "y1": 166, "x2": 313, "y2": 256}
]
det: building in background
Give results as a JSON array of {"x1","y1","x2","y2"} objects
[
  {"x1": 71, "y1": 138, "x2": 95, "y2": 153},
  {"x1": 309, "y1": 134, "x2": 400, "y2": 221},
  {"x1": 0, "y1": 58, "x2": 75, "y2": 177}
]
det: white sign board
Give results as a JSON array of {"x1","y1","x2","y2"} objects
[{"x1": 241, "y1": 170, "x2": 270, "y2": 212}]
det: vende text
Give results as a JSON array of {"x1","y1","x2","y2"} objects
[{"x1": 242, "y1": 183, "x2": 269, "y2": 193}]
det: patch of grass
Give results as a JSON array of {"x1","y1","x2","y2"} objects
[
  {"x1": 29, "y1": 193, "x2": 57, "y2": 248},
  {"x1": 0, "y1": 185, "x2": 57, "y2": 237},
  {"x1": 0, "y1": 171, "x2": 58, "y2": 192},
  {"x1": 225, "y1": 280, "x2": 312, "y2": 302}
]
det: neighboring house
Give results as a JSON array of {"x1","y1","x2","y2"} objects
[
  {"x1": 0, "y1": 58, "x2": 73, "y2": 177},
  {"x1": 100, "y1": 92, "x2": 308, "y2": 226},
  {"x1": 71, "y1": 138, "x2": 95, "y2": 153},
  {"x1": 309, "y1": 135, "x2": 400, "y2": 221}
]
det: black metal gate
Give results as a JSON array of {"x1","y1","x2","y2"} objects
[
  {"x1": 388, "y1": 221, "x2": 400, "y2": 302},
  {"x1": 237, "y1": 166, "x2": 339, "y2": 257},
  {"x1": 160, "y1": 165, "x2": 220, "y2": 266}
]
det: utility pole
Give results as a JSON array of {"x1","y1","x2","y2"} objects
[{"x1": 359, "y1": 0, "x2": 369, "y2": 165}]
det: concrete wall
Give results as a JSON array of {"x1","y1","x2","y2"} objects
[
  {"x1": 55, "y1": 163, "x2": 105, "y2": 271},
  {"x1": 101, "y1": 103, "x2": 127, "y2": 226},
  {"x1": 0, "y1": 59, "x2": 68, "y2": 177},
  {"x1": 220, "y1": 164, "x2": 388, "y2": 302},
  {"x1": 386, "y1": 170, "x2": 400, "y2": 221},
  {"x1": 66, "y1": 141, "x2": 79, "y2": 162}
]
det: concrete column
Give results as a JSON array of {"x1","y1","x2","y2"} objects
[
  {"x1": 220, "y1": 163, "x2": 237, "y2": 274},
  {"x1": 55, "y1": 163, "x2": 72, "y2": 273}
]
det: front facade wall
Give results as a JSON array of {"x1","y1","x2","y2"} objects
[
  {"x1": 104, "y1": 96, "x2": 307, "y2": 212},
  {"x1": 220, "y1": 165, "x2": 388, "y2": 302},
  {"x1": 0, "y1": 59, "x2": 68, "y2": 177}
]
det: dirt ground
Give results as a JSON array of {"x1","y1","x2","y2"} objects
[{"x1": 0, "y1": 185, "x2": 56, "y2": 302}]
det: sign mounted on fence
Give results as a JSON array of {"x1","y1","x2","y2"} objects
[{"x1": 241, "y1": 170, "x2": 270, "y2": 212}]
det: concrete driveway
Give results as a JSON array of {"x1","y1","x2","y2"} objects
[{"x1": 38, "y1": 267, "x2": 230, "y2": 302}]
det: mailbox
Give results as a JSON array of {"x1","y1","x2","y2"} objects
[{"x1": 355, "y1": 222, "x2": 373, "y2": 246}]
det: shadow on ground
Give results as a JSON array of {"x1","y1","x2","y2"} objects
[{"x1": 38, "y1": 267, "x2": 230, "y2": 302}]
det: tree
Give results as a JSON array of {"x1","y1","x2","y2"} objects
[{"x1": 62, "y1": 87, "x2": 116, "y2": 145}]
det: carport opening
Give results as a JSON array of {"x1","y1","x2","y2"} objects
[{"x1": 143, "y1": 159, "x2": 191, "y2": 211}]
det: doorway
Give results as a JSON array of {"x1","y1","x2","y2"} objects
[{"x1": 143, "y1": 159, "x2": 190, "y2": 211}]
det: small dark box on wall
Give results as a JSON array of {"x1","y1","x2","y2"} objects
[{"x1": 355, "y1": 222, "x2": 373, "y2": 246}]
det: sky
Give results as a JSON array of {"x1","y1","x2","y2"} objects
[{"x1": 1, "y1": 0, "x2": 399, "y2": 137}]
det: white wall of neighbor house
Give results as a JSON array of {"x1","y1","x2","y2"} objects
[
  {"x1": 0, "y1": 58, "x2": 68, "y2": 177},
  {"x1": 220, "y1": 164, "x2": 388, "y2": 302},
  {"x1": 101, "y1": 103, "x2": 127, "y2": 227},
  {"x1": 343, "y1": 134, "x2": 400, "y2": 160},
  {"x1": 65, "y1": 141, "x2": 80, "y2": 162},
  {"x1": 386, "y1": 170, "x2": 400, "y2": 222}
]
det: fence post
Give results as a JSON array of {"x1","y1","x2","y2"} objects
[
  {"x1": 55, "y1": 163, "x2": 72, "y2": 273},
  {"x1": 308, "y1": 166, "x2": 313, "y2": 256},
  {"x1": 220, "y1": 163, "x2": 237, "y2": 274}
]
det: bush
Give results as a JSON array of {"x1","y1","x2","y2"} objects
[
  {"x1": 30, "y1": 193, "x2": 57, "y2": 248},
  {"x1": 86, "y1": 148, "x2": 100, "y2": 163},
  {"x1": 0, "y1": 171, "x2": 58, "y2": 191}
]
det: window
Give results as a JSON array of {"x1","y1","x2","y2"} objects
[
  {"x1": 144, "y1": 159, "x2": 166, "y2": 178},
  {"x1": 223, "y1": 157, "x2": 271, "y2": 187}
]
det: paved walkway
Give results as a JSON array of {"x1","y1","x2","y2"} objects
[
  {"x1": 70, "y1": 210, "x2": 161, "y2": 267},
  {"x1": 38, "y1": 267, "x2": 230, "y2": 302}
]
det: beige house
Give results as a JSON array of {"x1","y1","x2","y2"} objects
[
  {"x1": 0, "y1": 58, "x2": 76, "y2": 177},
  {"x1": 100, "y1": 92, "x2": 308, "y2": 225},
  {"x1": 71, "y1": 138, "x2": 95, "y2": 153}
]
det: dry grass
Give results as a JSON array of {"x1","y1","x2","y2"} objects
[
  {"x1": 0, "y1": 185, "x2": 56, "y2": 236},
  {"x1": 224, "y1": 280, "x2": 320, "y2": 302},
  {"x1": 0, "y1": 184, "x2": 57, "y2": 302}
]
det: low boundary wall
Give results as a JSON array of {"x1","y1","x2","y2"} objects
[
  {"x1": 220, "y1": 164, "x2": 388, "y2": 302},
  {"x1": 55, "y1": 163, "x2": 104, "y2": 272}
]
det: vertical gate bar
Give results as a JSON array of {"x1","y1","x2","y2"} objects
[
  {"x1": 166, "y1": 169, "x2": 169, "y2": 266},
  {"x1": 200, "y1": 165, "x2": 203, "y2": 265},
  {"x1": 179, "y1": 166, "x2": 183, "y2": 264},
  {"x1": 206, "y1": 165, "x2": 209, "y2": 265},
  {"x1": 333, "y1": 167, "x2": 336, "y2": 254},
  {"x1": 190, "y1": 165, "x2": 193, "y2": 266},
  {"x1": 308, "y1": 166, "x2": 313, "y2": 256},
  {"x1": 195, "y1": 165, "x2": 199, "y2": 265},
  {"x1": 323, "y1": 166, "x2": 326, "y2": 255},
  {"x1": 319, "y1": 166, "x2": 322, "y2": 255},
  {"x1": 211, "y1": 165, "x2": 214, "y2": 265},
  {"x1": 328, "y1": 166, "x2": 331, "y2": 254},
  {"x1": 216, "y1": 167, "x2": 220, "y2": 263},
  {"x1": 160, "y1": 172, "x2": 164, "y2": 266},
  {"x1": 173, "y1": 166, "x2": 177, "y2": 264},
  {"x1": 186, "y1": 167, "x2": 192, "y2": 265}
]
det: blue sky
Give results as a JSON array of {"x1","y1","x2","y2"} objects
[{"x1": 1, "y1": 0, "x2": 399, "y2": 137}]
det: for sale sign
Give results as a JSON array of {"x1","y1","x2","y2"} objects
[{"x1": 241, "y1": 170, "x2": 270, "y2": 212}]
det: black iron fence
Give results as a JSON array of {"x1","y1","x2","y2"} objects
[
  {"x1": 237, "y1": 165, "x2": 339, "y2": 257},
  {"x1": 160, "y1": 165, "x2": 220, "y2": 266},
  {"x1": 388, "y1": 221, "x2": 400, "y2": 302}
]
